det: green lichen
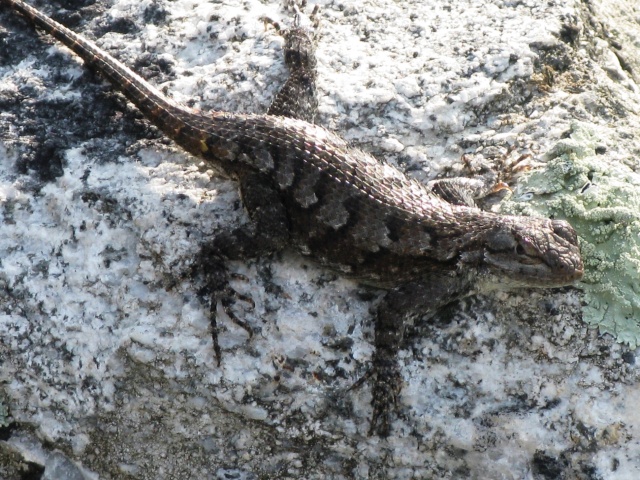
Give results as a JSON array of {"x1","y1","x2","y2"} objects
[{"x1": 500, "y1": 123, "x2": 640, "y2": 346}]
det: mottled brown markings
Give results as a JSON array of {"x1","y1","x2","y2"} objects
[
  {"x1": 314, "y1": 186, "x2": 351, "y2": 230},
  {"x1": 3, "y1": 0, "x2": 584, "y2": 437},
  {"x1": 273, "y1": 147, "x2": 296, "y2": 188}
]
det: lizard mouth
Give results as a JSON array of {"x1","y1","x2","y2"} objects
[{"x1": 484, "y1": 252, "x2": 583, "y2": 287}]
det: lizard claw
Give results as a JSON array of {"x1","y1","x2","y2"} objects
[
  {"x1": 195, "y1": 250, "x2": 256, "y2": 366},
  {"x1": 261, "y1": 0, "x2": 319, "y2": 34},
  {"x1": 490, "y1": 181, "x2": 511, "y2": 194},
  {"x1": 368, "y1": 354, "x2": 403, "y2": 437},
  {"x1": 210, "y1": 283, "x2": 255, "y2": 366},
  {"x1": 350, "y1": 351, "x2": 403, "y2": 437}
]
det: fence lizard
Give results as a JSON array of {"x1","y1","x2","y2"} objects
[{"x1": 1, "y1": 0, "x2": 584, "y2": 436}]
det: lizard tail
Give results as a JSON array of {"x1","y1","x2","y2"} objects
[{"x1": 3, "y1": 0, "x2": 190, "y2": 139}]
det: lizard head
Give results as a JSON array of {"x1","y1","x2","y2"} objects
[{"x1": 474, "y1": 217, "x2": 583, "y2": 288}]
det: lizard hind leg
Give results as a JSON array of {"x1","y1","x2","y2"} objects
[
  {"x1": 263, "y1": 1, "x2": 320, "y2": 123},
  {"x1": 196, "y1": 0, "x2": 318, "y2": 366},
  {"x1": 198, "y1": 171, "x2": 290, "y2": 364},
  {"x1": 194, "y1": 250, "x2": 255, "y2": 366}
]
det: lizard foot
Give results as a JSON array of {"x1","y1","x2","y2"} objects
[
  {"x1": 195, "y1": 248, "x2": 255, "y2": 366},
  {"x1": 369, "y1": 353, "x2": 403, "y2": 437},
  {"x1": 261, "y1": 0, "x2": 320, "y2": 33},
  {"x1": 350, "y1": 351, "x2": 403, "y2": 437}
]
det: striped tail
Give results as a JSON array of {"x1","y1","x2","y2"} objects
[{"x1": 3, "y1": 0, "x2": 191, "y2": 139}]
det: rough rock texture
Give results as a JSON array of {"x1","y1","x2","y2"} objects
[{"x1": 1, "y1": 0, "x2": 639, "y2": 478}]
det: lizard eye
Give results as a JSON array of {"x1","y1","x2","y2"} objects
[{"x1": 515, "y1": 237, "x2": 541, "y2": 259}]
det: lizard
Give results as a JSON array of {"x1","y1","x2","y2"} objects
[{"x1": 0, "y1": 0, "x2": 584, "y2": 436}]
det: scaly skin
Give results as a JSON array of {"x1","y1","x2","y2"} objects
[{"x1": 1, "y1": 0, "x2": 583, "y2": 436}]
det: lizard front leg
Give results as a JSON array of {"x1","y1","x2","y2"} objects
[
  {"x1": 428, "y1": 148, "x2": 536, "y2": 208},
  {"x1": 369, "y1": 276, "x2": 473, "y2": 436}
]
